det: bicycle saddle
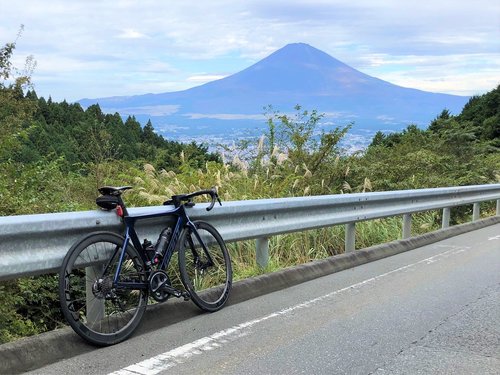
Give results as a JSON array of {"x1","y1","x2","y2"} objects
[{"x1": 98, "y1": 186, "x2": 133, "y2": 196}]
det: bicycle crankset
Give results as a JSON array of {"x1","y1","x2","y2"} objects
[
  {"x1": 148, "y1": 270, "x2": 190, "y2": 302},
  {"x1": 149, "y1": 270, "x2": 172, "y2": 302}
]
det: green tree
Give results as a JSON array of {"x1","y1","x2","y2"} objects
[
  {"x1": 232, "y1": 105, "x2": 353, "y2": 196},
  {"x1": 428, "y1": 109, "x2": 451, "y2": 133},
  {"x1": 0, "y1": 27, "x2": 37, "y2": 161}
]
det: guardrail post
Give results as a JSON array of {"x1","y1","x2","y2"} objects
[
  {"x1": 496, "y1": 199, "x2": 500, "y2": 216},
  {"x1": 86, "y1": 266, "x2": 104, "y2": 324},
  {"x1": 402, "y1": 214, "x2": 412, "y2": 239},
  {"x1": 256, "y1": 237, "x2": 269, "y2": 269},
  {"x1": 345, "y1": 223, "x2": 355, "y2": 252},
  {"x1": 472, "y1": 203, "x2": 480, "y2": 221},
  {"x1": 442, "y1": 207, "x2": 451, "y2": 228}
]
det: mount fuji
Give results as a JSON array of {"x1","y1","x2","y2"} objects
[{"x1": 78, "y1": 43, "x2": 470, "y2": 148}]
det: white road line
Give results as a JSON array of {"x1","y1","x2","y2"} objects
[{"x1": 108, "y1": 247, "x2": 467, "y2": 375}]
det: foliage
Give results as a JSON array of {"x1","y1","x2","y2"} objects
[
  {"x1": 0, "y1": 276, "x2": 63, "y2": 344},
  {"x1": 219, "y1": 105, "x2": 353, "y2": 198},
  {"x1": 0, "y1": 27, "x2": 37, "y2": 161},
  {"x1": 12, "y1": 96, "x2": 220, "y2": 174},
  {"x1": 0, "y1": 33, "x2": 499, "y2": 344},
  {"x1": 353, "y1": 87, "x2": 500, "y2": 191}
]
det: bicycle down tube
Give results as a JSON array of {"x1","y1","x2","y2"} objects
[{"x1": 113, "y1": 204, "x2": 186, "y2": 289}]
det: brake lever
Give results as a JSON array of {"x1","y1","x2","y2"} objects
[
  {"x1": 206, "y1": 191, "x2": 219, "y2": 211},
  {"x1": 212, "y1": 187, "x2": 222, "y2": 206},
  {"x1": 206, "y1": 200, "x2": 215, "y2": 211}
]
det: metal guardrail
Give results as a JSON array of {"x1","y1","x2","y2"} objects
[{"x1": 1, "y1": 184, "x2": 500, "y2": 281}]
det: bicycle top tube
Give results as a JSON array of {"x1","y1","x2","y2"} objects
[
  {"x1": 96, "y1": 185, "x2": 221, "y2": 220},
  {"x1": 123, "y1": 204, "x2": 184, "y2": 222}
]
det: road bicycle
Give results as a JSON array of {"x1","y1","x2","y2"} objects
[{"x1": 59, "y1": 186, "x2": 232, "y2": 346}]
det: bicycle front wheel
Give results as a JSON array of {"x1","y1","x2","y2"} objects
[
  {"x1": 59, "y1": 232, "x2": 148, "y2": 346},
  {"x1": 178, "y1": 221, "x2": 232, "y2": 312}
]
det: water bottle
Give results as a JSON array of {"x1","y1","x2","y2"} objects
[{"x1": 153, "y1": 227, "x2": 172, "y2": 264}]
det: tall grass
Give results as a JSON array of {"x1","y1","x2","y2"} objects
[
  {"x1": 118, "y1": 162, "x2": 468, "y2": 282},
  {"x1": 224, "y1": 211, "x2": 442, "y2": 281}
]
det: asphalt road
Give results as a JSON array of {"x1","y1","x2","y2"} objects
[{"x1": 29, "y1": 224, "x2": 500, "y2": 375}]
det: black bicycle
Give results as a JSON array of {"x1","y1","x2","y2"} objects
[{"x1": 59, "y1": 186, "x2": 232, "y2": 346}]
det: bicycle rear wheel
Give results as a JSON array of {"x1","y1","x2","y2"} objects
[
  {"x1": 178, "y1": 221, "x2": 232, "y2": 312},
  {"x1": 59, "y1": 232, "x2": 148, "y2": 346}
]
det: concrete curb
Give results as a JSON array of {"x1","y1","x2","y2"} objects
[{"x1": 1, "y1": 216, "x2": 499, "y2": 374}]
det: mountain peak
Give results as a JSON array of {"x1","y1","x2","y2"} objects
[
  {"x1": 215, "y1": 42, "x2": 370, "y2": 93},
  {"x1": 281, "y1": 42, "x2": 316, "y2": 50},
  {"x1": 260, "y1": 42, "x2": 349, "y2": 68},
  {"x1": 280, "y1": 42, "x2": 330, "y2": 53}
]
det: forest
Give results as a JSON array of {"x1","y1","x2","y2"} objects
[{"x1": 0, "y1": 37, "x2": 499, "y2": 343}]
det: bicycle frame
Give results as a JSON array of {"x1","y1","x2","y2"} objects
[
  {"x1": 59, "y1": 186, "x2": 229, "y2": 346},
  {"x1": 110, "y1": 203, "x2": 213, "y2": 291}
]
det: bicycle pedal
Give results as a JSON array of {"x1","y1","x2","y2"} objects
[{"x1": 161, "y1": 285, "x2": 185, "y2": 299}]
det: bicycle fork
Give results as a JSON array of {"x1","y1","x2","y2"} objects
[{"x1": 186, "y1": 224, "x2": 216, "y2": 271}]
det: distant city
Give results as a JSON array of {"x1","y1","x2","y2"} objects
[{"x1": 153, "y1": 120, "x2": 377, "y2": 154}]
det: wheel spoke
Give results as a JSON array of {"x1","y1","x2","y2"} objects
[
  {"x1": 59, "y1": 233, "x2": 148, "y2": 345},
  {"x1": 179, "y1": 222, "x2": 232, "y2": 312}
]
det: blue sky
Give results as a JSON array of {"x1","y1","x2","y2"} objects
[{"x1": 2, "y1": 0, "x2": 499, "y2": 102}]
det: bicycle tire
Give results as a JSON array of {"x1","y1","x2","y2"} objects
[
  {"x1": 59, "y1": 231, "x2": 148, "y2": 346},
  {"x1": 178, "y1": 221, "x2": 232, "y2": 312}
]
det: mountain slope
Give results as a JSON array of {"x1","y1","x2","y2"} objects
[{"x1": 78, "y1": 43, "x2": 469, "y2": 133}]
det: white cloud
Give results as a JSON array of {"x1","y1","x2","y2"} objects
[
  {"x1": 358, "y1": 53, "x2": 500, "y2": 95},
  {"x1": 117, "y1": 29, "x2": 148, "y2": 39},
  {"x1": 1, "y1": 0, "x2": 498, "y2": 101},
  {"x1": 185, "y1": 113, "x2": 265, "y2": 120}
]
